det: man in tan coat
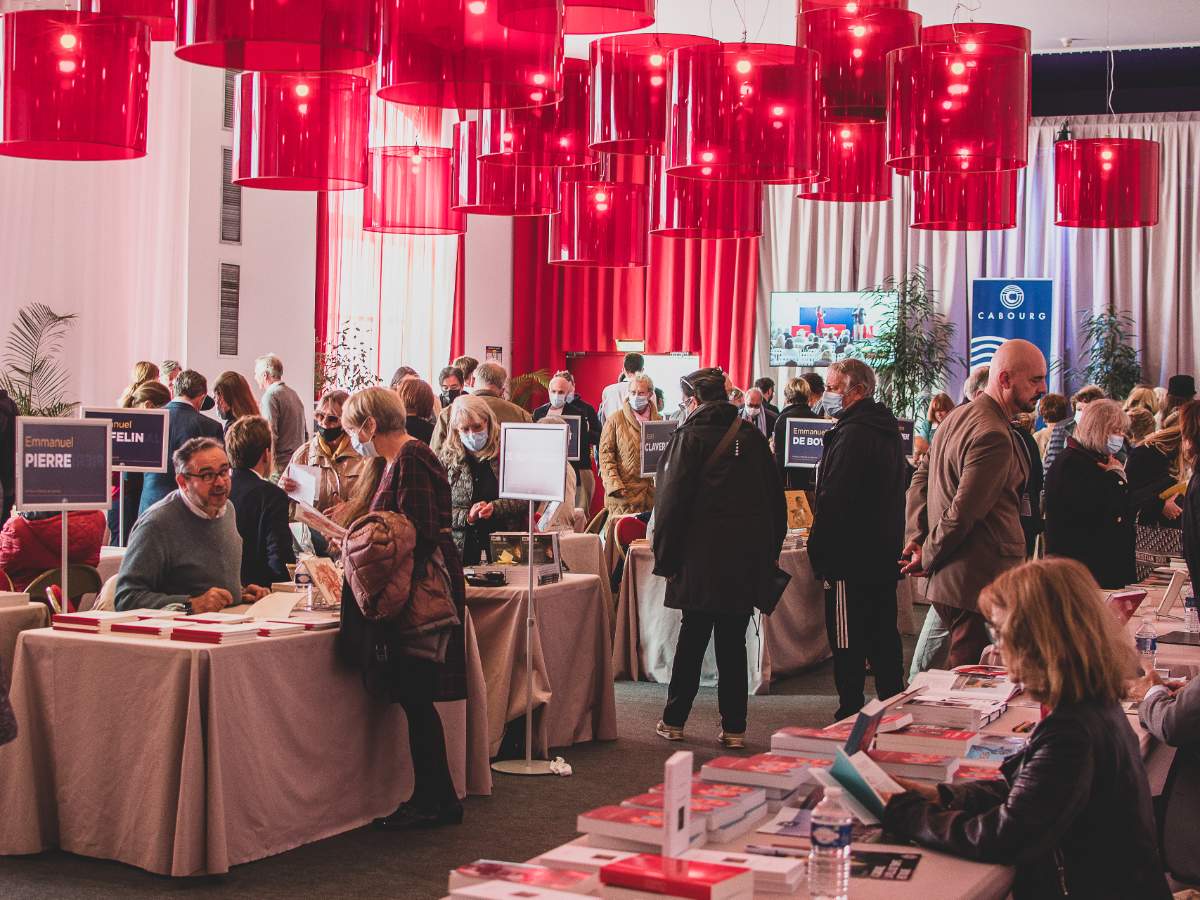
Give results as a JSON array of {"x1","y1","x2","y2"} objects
[
  {"x1": 430, "y1": 361, "x2": 531, "y2": 454},
  {"x1": 901, "y1": 339, "x2": 1047, "y2": 667}
]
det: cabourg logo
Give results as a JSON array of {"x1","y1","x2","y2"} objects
[{"x1": 1000, "y1": 284, "x2": 1025, "y2": 310}]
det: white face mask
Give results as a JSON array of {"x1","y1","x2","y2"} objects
[
  {"x1": 548, "y1": 392, "x2": 567, "y2": 409},
  {"x1": 347, "y1": 425, "x2": 378, "y2": 458},
  {"x1": 459, "y1": 429, "x2": 488, "y2": 453},
  {"x1": 1074, "y1": 408, "x2": 1085, "y2": 424},
  {"x1": 630, "y1": 394, "x2": 649, "y2": 412},
  {"x1": 745, "y1": 406, "x2": 761, "y2": 419},
  {"x1": 1107, "y1": 434, "x2": 1125, "y2": 455}
]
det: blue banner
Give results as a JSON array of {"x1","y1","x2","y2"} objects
[
  {"x1": 784, "y1": 419, "x2": 835, "y2": 468},
  {"x1": 970, "y1": 279, "x2": 1054, "y2": 369}
]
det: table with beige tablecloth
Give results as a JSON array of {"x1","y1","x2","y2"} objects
[
  {"x1": 613, "y1": 543, "x2": 917, "y2": 694},
  {"x1": 97, "y1": 545, "x2": 124, "y2": 585},
  {"x1": 557, "y1": 532, "x2": 610, "y2": 607},
  {"x1": 466, "y1": 571, "x2": 617, "y2": 756},
  {"x1": 0, "y1": 617, "x2": 493, "y2": 876},
  {"x1": 0, "y1": 602, "x2": 47, "y2": 689}
]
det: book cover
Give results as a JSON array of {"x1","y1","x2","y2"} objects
[
  {"x1": 537, "y1": 846, "x2": 638, "y2": 874},
  {"x1": 953, "y1": 765, "x2": 1007, "y2": 783},
  {"x1": 599, "y1": 854, "x2": 753, "y2": 899},
  {"x1": 829, "y1": 750, "x2": 903, "y2": 820},
  {"x1": 700, "y1": 754, "x2": 815, "y2": 790},
  {"x1": 875, "y1": 725, "x2": 980, "y2": 756},
  {"x1": 867, "y1": 749, "x2": 959, "y2": 780},
  {"x1": 964, "y1": 735, "x2": 1027, "y2": 764},
  {"x1": 450, "y1": 861, "x2": 597, "y2": 894},
  {"x1": 850, "y1": 850, "x2": 922, "y2": 881},
  {"x1": 578, "y1": 806, "x2": 705, "y2": 844}
]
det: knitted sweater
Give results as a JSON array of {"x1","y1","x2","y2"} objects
[{"x1": 115, "y1": 491, "x2": 243, "y2": 610}]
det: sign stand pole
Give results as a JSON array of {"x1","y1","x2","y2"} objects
[
  {"x1": 492, "y1": 499, "x2": 554, "y2": 777},
  {"x1": 60, "y1": 510, "x2": 69, "y2": 612},
  {"x1": 117, "y1": 476, "x2": 125, "y2": 548}
]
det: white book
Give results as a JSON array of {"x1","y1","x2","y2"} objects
[
  {"x1": 536, "y1": 845, "x2": 639, "y2": 874},
  {"x1": 176, "y1": 612, "x2": 252, "y2": 625},
  {"x1": 680, "y1": 848, "x2": 804, "y2": 892},
  {"x1": 170, "y1": 622, "x2": 261, "y2": 643},
  {"x1": 256, "y1": 621, "x2": 306, "y2": 637},
  {"x1": 244, "y1": 592, "x2": 301, "y2": 621},
  {"x1": 110, "y1": 620, "x2": 197, "y2": 639},
  {"x1": 129, "y1": 608, "x2": 185, "y2": 619},
  {"x1": 911, "y1": 669, "x2": 1019, "y2": 702},
  {"x1": 51, "y1": 611, "x2": 138, "y2": 633},
  {"x1": 705, "y1": 805, "x2": 770, "y2": 844},
  {"x1": 450, "y1": 881, "x2": 583, "y2": 900}
]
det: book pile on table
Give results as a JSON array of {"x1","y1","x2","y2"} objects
[
  {"x1": 770, "y1": 711, "x2": 912, "y2": 759},
  {"x1": 255, "y1": 621, "x2": 306, "y2": 637},
  {"x1": 170, "y1": 622, "x2": 262, "y2": 645},
  {"x1": 894, "y1": 668, "x2": 1017, "y2": 729},
  {"x1": 699, "y1": 753, "x2": 831, "y2": 811},
  {"x1": 620, "y1": 790, "x2": 766, "y2": 844},
  {"x1": 274, "y1": 612, "x2": 339, "y2": 630},
  {"x1": 51, "y1": 611, "x2": 137, "y2": 633},
  {"x1": 448, "y1": 860, "x2": 598, "y2": 896},
  {"x1": 598, "y1": 853, "x2": 754, "y2": 900},
  {"x1": 110, "y1": 619, "x2": 197, "y2": 639},
  {"x1": 175, "y1": 612, "x2": 252, "y2": 626}
]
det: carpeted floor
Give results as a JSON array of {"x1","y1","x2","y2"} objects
[{"x1": 0, "y1": 638, "x2": 916, "y2": 899}]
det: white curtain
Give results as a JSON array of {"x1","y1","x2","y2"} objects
[
  {"x1": 0, "y1": 43, "x2": 191, "y2": 408},
  {"x1": 757, "y1": 112, "x2": 1200, "y2": 396},
  {"x1": 320, "y1": 97, "x2": 460, "y2": 386}
]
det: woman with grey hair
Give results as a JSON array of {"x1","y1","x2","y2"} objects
[{"x1": 1043, "y1": 399, "x2": 1136, "y2": 588}]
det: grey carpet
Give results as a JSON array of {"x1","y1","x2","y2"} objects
[{"x1": 0, "y1": 638, "x2": 915, "y2": 899}]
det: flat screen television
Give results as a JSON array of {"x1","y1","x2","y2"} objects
[{"x1": 768, "y1": 291, "x2": 896, "y2": 369}]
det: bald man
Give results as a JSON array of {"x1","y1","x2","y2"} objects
[{"x1": 901, "y1": 339, "x2": 1047, "y2": 667}]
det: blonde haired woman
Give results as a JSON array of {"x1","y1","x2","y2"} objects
[
  {"x1": 599, "y1": 372, "x2": 660, "y2": 520},
  {"x1": 1123, "y1": 385, "x2": 1159, "y2": 419},
  {"x1": 339, "y1": 386, "x2": 466, "y2": 830},
  {"x1": 437, "y1": 395, "x2": 524, "y2": 564},
  {"x1": 884, "y1": 558, "x2": 1170, "y2": 899},
  {"x1": 116, "y1": 361, "x2": 160, "y2": 407}
]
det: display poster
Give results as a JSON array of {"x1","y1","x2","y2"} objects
[
  {"x1": 562, "y1": 415, "x2": 582, "y2": 462},
  {"x1": 499, "y1": 422, "x2": 568, "y2": 503},
  {"x1": 784, "y1": 418, "x2": 835, "y2": 468},
  {"x1": 485, "y1": 345, "x2": 503, "y2": 363},
  {"x1": 970, "y1": 279, "x2": 1054, "y2": 370},
  {"x1": 16, "y1": 417, "x2": 112, "y2": 511},
  {"x1": 81, "y1": 406, "x2": 169, "y2": 473},
  {"x1": 896, "y1": 419, "x2": 915, "y2": 455},
  {"x1": 639, "y1": 420, "x2": 680, "y2": 478}
]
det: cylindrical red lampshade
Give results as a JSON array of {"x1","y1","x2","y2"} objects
[
  {"x1": 450, "y1": 119, "x2": 559, "y2": 215},
  {"x1": 800, "y1": 7, "x2": 921, "y2": 121},
  {"x1": 910, "y1": 169, "x2": 1017, "y2": 230},
  {"x1": 921, "y1": 22, "x2": 1030, "y2": 52},
  {"x1": 590, "y1": 33, "x2": 716, "y2": 155},
  {"x1": 234, "y1": 72, "x2": 368, "y2": 190},
  {"x1": 1055, "y1": 138, "x2": 1160, "y2": 228},
  {"x1": 501, "y1": 0, "x2": 654, "y2": 34},
  {"x1": 799, "y1": 120, "x2": 891, "y2": 201},
  {"x1": 364, "y1": 146, "x2": 465, "y2": 235},
  {"x1": 887, "y1": 43, "x2": 1029, "y2": 173},
  {"x1": 668, "y1": 42, "x2": 820, "y2": 183},
  {"x1": 650, "y1": 158, "x2": 762, "y2": 238},
  {"x1": 0, "y1": 11, "x2": 149, "y2": 161},
  {"x1": 175, "y1": 0, "x2": 373, "y2": 70},
  {"x1": 801, "y1": 0, "x2": 908, "y2": 9},
  {"x1": 81, "y1": 0, "x2": 174, "y2": 41},
  {"x1": 478, "y1": 57, "x2": 596, "y2": 167},
  {"x1": 378, "y1": 0, "x2": 563, "y2": 110},
  {"x1": 549, "y1": 180, "x2": 648, "y2": 267}
]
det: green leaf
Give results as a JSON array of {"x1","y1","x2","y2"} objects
[{"x1": 0, "y1": 303, "x2": 78, "y2": 416}]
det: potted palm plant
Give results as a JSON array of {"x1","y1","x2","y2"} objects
[
  {"x1": 1071, "y1": 311, "x2": 1143, "y2": 400},
  {"x1": 0, "y1": 303, "x2": 79, "y2": 416}
]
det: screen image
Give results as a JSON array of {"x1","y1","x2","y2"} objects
[{"x1": 768, "y1": 291, "x2": 895, "y2": 368}]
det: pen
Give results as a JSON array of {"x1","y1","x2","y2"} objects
[{"x1": 743, "y1": 844, "x2": 810, "y2": 859}]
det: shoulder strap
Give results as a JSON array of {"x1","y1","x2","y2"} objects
[{"x1": 702, "y1": 416, "x2": 743, "y2": 476}]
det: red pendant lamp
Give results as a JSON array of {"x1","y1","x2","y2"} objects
[
  {"x1": 910, "y1": 170, "x2": 1017, "y2": 230},
  {"x1": 81, "y1": 0, "x2": 174, "y2": 41},
  {"x1": 378, "y1": 0, "x2": 563, "y2": 110},
  {"x1": 668, "y1": 42, "x2": 820, "y2": 183},
  {"x1": 801, "y1": 0, "x2": 908, "y2": 9},
  {"x1": 477, "y1": 57, "x2": 596, "y2": 167},
  {"x1": 0, "y1": 11, "x2": 150, "y2": 161},
  {"x1": 175, "y1": 0, "x2": 373, "y2": 70},
  {"x1": 234, "y1": 72, "x2": 368, "y2": 190},
  {"x1": 501, "y1": 0, "x2": 654, "y2": 35},
  {"x1": 549, "y1": 180, "x2": 648, "y2": 267},
  {"x1": 800, "y1": 6, "x2": 921, "y2": 121},
  {"x1": 921, "y1": 22, "x2": 1030, "y2": 53},
  {"x1": 799, "y1": 120, "x2": 891, "y2": 202},
  {"x1": 650, "y1": 157, "x2": 762, "y2": 238},
  {"x1": 451, "y1": 120, "x2": 559, "y2": 215},
  {"x1": 590, "y1": 33, "x2": 716, "y2": 155},
  {"x1": 1055, "y1": 138, "x2": 1160, "y2": 228},
  {"x1": 364, "y1": 146, "x2": 466, "y2": 235},
  {"x1": 887, "y1": 42, "x2": 1029, "y2": 173}
]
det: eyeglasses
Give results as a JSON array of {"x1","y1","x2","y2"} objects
[
  {"x1": 182, "y1": 465, "x2": 232, "y2": 484},
  {"x1": 316, "y1": 414, "x2": 341, "y2": 426}
]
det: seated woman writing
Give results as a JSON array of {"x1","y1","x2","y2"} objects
[{"x1": 883, "y1": 558, "x2": 1171, "y2": 899}]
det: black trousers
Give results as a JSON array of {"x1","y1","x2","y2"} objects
[
  {"x1": 397, "y1": 694, "x2": 459, "y2": 812},
  {"x1": 823, "y1": 580, "x2": 905, "y2": 721},
  {"x1": 663, "y1": 611, "x2": 752, "y2": 734}
]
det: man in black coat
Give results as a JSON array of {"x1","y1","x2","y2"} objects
[
  {"x1": 225, "y1": 416, "x2": 296, "y2": 588},
  {"x1": 807, "y1": 359, "x2": 907, "y2": 721},
  {"x1": 140, "y1": 370, "x2": 224, "y2": 515},
  {"x1": 533, "y1": 370, "x2": 602, "y2": 514},
  {"x1": 652, "y1": 368, "x2": 787, "y2": 747}
]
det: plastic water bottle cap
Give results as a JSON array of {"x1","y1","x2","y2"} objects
[{"x1": 824, "y1": 786, "x2": 843, "y2": 799}]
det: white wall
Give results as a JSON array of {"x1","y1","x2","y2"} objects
[{"x1": 462, "y1": 215, "x2": 513, "y2": 368}]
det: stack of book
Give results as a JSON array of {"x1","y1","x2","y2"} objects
[
  {"x1": 126, "y1": 608, "x2": 185, "y2": 620},
  {"x1": 256, "y1": 621, "x2": 306, "y2": 638},
  {"x1": 954, "y1": 765, "x2": 1007, "y2": 784},
  {"x1": 448, "y1": 861, "x2": 597, "y2": 895},
  {"x1": 699, "y1": 754, "x2": 830, "y2": 810},
  {"x1": 679, "y1": 849, "x2": 803, "y2": 894},
  {"x1": 770, "y1": 712, "x2": 913, "y2": 759},
  {"x1": 576, "y1": 806, "x2": 707, "y2": 853},
  {"x1": 448, "y1": 883, "x2": 580, "y2": 900},
  {"x1": 620, "y1": 792, "x2": 767, "y2": 844},
  {"x1": 897, "y1": 695, "x2": 1007, "y2": 730},
  {"x1": 274, "y1": 613, "x2": 339, "y2": 631},
  {"x1": 110, "y1": 619, "x2": 197, "y2": 639},
  {"x1": 598, "y1": 854, "x2": 753, "y2": 900},
  {"x1": 176, "y1": 612, "x2": 252, "y2": 626},
  {"x1": 169, "y1": 622, "x2": 262, "y2": 645},
  {"x1": 537, "y1": 846, "x2": 639, "y2": 874},
  {"x1": 51, "y1": 611, "x2": 137, "y2": 633},
  {"x1": 865, "y1": 749, "x2": 959, "y2": 781},
  {"x1": 647, "y1": 779, "x2": 767, "y2": 819},
  {"x1": 874, "y1": 724, "x2": 981, "y2": 757}
]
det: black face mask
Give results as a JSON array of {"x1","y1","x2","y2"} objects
[
  {"x1": 317, "y1": 425, "x2": 344, "y2": 443},
  {"x1": 217, "y1": 404, "x2": 233, "y2": 422},
  {"x1": 441, "y1": 388, "x2": 462, "y2": 405}
]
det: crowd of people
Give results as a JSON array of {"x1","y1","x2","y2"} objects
[{"x1": 1, "y1": 340, "x2": 1199, "y2": 892}]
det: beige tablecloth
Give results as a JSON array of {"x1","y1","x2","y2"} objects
[
  {"x1": 0, "y1": 602, "x2": 46, "y2": 689},
  {"x1": 557, "y1": 532, "x2": 611, "y2": 608},
  {"x1": 97, "y1": 545, "x2": 124, "y2": 585},
  {"x1": 466, "y1": 572, "x2": 617, "y2": 756},
  {"x1": 0, "y1": 621, "x2": 492, "y2": 876},
  {"x1": 613, "y1": 544, "x2": 917, "y2": 694}
]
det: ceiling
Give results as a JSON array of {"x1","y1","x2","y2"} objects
[{"x1": 564, "y1": 0, "x2": 1200, "y2": 56}]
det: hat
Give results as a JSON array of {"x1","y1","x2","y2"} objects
[
  {"x1": 1168, "y1": 375, "x2": 1196, "y2": 398},
  {"x1": 680, "y1": 368, "x2": 727, "y2": 403}
]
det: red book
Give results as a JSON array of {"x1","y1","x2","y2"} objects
[
  {"x1": 577, "y1": 806, "x2": 706, "y2": 848},
  {"x1": 450, "y1": 861, "x2": 598, "y2": 894},
  {"x1": 700, "y1": 754, "x2": 827, "y2": 791},
  {"x1": 875, "y1": 724, "x2": 980, "y2": 756},
  {"x1": 954, "y1": 764, "x2": 1007, "y2": 783},
  {"x1": 600, "y1": 854, "x2": 753, "y2": 900},
  {"x1": 867, "y1": 749, "x2": 959, "y2": 781},
  {"x1": 621, "y1": 793, "x2": 742, "y2": 830}
]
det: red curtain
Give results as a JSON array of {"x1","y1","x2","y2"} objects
[
  {"x1": 512, "y1": 216, "x2": 759, "y2": 388},
  {"x1": 450, "y1": 233, "x2": 466, "y2": 360}
]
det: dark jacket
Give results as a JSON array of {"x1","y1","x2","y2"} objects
[
  {"x1": 534, "y1": 397, "x2": 602, "y2": 470},
  {"x1": 0, "y1": 388, "x2": 16, "y2": 502},
  {"x1": 1139, "y1": 678, "x2": 1200, "y2": 883},
  {"x1": 1126, "y1": 443, "x2": 1180, "y2": 528},
  {"x1": 228, "y1": 468, "x2": 296, "y2": 588},
  {"x1": 884, "y1": 699, "x2": 1171, "y2": 900},
  {"x1": 772, "y1": 401, "x2": 821, "y2": 491},
  {"x1": 139, "y1": 401, "x2": 223, "y2": 515},
  {"x1": 807, "y1": 398, "x2": 907, "y2": 584},
  {"x1": 652, "y1": 402, "x2": 786, "y2": 615},
  {"x1": 1185, "y1": 470, "x2": 1200, "y2": 603},
  {"x1": 1043, "y1": 439, "x2": 1136, "y2": 589},
  {"x1": 405, "y1": 416, "x2": 435, "y2": 446},
  {"x1": 1014, "y1": 426, "x2": 1043, "y2": 557}
]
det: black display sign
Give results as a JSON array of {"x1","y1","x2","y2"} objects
[
  {"x1": 83, "y1": 406, "x2": 170, "y2": 472},
  {"x1": 639, "y1": 420, "x2": 680, "y2": 478},
  {"x1": 784, "y1": 418, "x2": 835, "y2": 468},
  {"x1": 16, "y1": 417, "x2": 112, "y2": 511},
  {"x1": 563, "y1": 415, "x2": 582, "y2": 462}
]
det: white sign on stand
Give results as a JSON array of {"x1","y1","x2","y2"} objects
[
  {"x1": 499, "y1": 422, "x2": 568, "y2": 503},
  {"x1": 663, "y1": 750, "x2": 694, "y2": 858}
]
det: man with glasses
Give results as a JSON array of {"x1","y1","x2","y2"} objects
[{"x1": 116, "y1": 438, "x2": 269, "y2": 612}]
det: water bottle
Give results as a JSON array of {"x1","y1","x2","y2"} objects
[
  {"x1": 1135, "y1": 616, "x2": 1158, "y2": 673},
  {"x1": 1184, "y1": 590, "x2": 1199, "y2": 635},
  {"x1": 809, "y1": 786, "x2": 852, "y2": 900}
]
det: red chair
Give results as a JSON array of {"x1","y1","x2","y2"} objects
[{"x1": 614, "y1": 515, "x2": 647, "y2": 550}]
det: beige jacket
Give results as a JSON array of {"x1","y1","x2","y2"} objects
[
  {"x1": 289, "y1": 435, "x2": 367, "y2": 512},
  {"x1": 430, "y1": 391, "x2": 532, "y2": 454},
  {"x1": 905, "y1": 393, "x2": 1029, "y2": 612},
  {"x1": 599, "y1": 401, "x2": 660, "y2": 516}
]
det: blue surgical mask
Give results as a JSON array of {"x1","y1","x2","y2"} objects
[
  {"x1": 566, "y1": 392, "x2": 577, "y2": 405},
  {"x1": 548, "y1": 392, "x2": 567, "y2": 409},
  {"x1": 823, "y1": 392, "x2": 843, "y2": 414},
  {"x1": 1107, "y1": 435, "x2": 1124, "y2": 455},
  {"x1": 460, "y1": 429, "x2": 488, "y2": 453},
  {"x1": 1074, "y1": 408, "x2": 1085, "y2": 424},
  {"x1": 630, "y1": 394, "x2": 649, "y2": 412},
  {"x1": 349, "y1": 430, "x2": 377, "y2": 458}
]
